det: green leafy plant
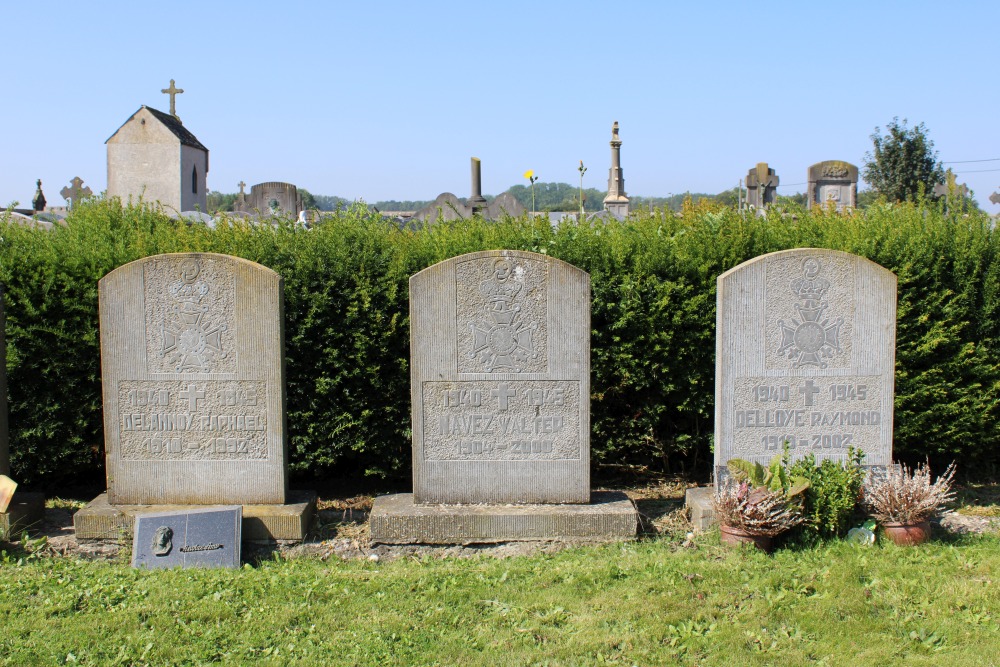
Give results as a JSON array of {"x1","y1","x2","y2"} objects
[
  {"x1": 728, "y1": 454, "x2": 811, "y2": 499},
  {"x1": 787, "y1": 448, "x2": 866, "y2": 537}
]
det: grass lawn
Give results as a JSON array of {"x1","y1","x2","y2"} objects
[{"x1": 2, "y1": 529, "x2": 999, "y2": 666}]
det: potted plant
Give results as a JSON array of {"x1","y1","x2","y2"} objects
[
  {"x1": 862, "y1": 462, "x2": 956, "y2": 546},
  {"x1": 713, "y1": 455, "x2": 810, "y2": 551}
]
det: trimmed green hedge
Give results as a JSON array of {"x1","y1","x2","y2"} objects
[{"x1": 2, "y1": 198, "x2": 998, "y2": 487}]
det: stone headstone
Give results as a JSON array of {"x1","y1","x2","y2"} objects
[
  {"x1": 409, "y1": 250, "x2": 590, "y2": 503},
  {"x1": 60, "y1": 176, "x2": 93, "y2": 210},
  {"x1": 715, "y1": 248, "x2": 896, "y2": 478},
  {"x1": 98, "y1": 253, "x2": 287, "y2": 505},
  {"x1": 807, "y1": 161, "x2": 858, "y2": 210},
  {"x1": 233, "y1": 182, "x2": 303, "y2": 217},
  {"x1": 372, "y1": 249, "x2": 638, "y2": 543},
  {"x1": 132, "y1": 506, "x2": 241, "y2": 569},
  {"x1": 745, "y1": 162, "x2": 779, "y2": 209}
]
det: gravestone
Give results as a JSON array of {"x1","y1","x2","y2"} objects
[
  {"x1": 745, "y1": 162, "x2": 779, "y2": 209},
  {"x1": 74, "y1": 253, "x2": 314, "y2": 541},
  {"x1": 132, "y1": 506, "x2": 241, "y2": 569},
  {"x1": 807, "y1": 161, "x2": 858, "y2": 210},
  {"x1": 715, "y1": 248, "x2": 897, "y2": 479},
  {"x1": 60, "y1": 176, "x2": 93, "y2": 210},
  {"x1": 371, "y1": 250, "x2": 638, "y2": 543}
]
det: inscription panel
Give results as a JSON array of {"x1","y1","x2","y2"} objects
[
  {"x1": 729, "y1": 376, "x2": 884, "y2": 463},
  {"x1": 118, "y1": 380, "x2": 268, "y2": 460},
  {"x1": 455, "y1": 255, "x2": 548, "y2": 374},
  {"x1": 422, "y1": 381, "x2": 580, "y2": 461}
]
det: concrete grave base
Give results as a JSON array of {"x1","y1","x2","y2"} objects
[
  {"x1": 74, "y1": 490, "x2": 316, "y2": 542},
  {"x1": 371, "y1": 491, "x2": 638, "y2": 544},
  {"x1": 0, "y1": 492, "x2": 46, "y2": 536},
  {"x1": 685, "y1": 486, "x2": 717, "y2": 532}
]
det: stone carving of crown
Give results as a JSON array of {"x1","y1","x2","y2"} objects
[
  {"x1": 479, "y1": 277, "x2": 522, "y2": 303},
  {"x1": 168, "y1": 279, "x2": 210, "y2": 304}
]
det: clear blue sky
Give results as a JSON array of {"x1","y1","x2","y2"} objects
[{"x1": 3, "y1": 1, "x2": 999, "y2": 209}]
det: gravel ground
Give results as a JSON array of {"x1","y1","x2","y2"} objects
[{"x1": 6, "y1": 485, "x2": 997, "y2": 564}]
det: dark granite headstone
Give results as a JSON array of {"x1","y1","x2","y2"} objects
[{"x1": 132, "y1": 506, "x2": 241, "y2": 569}]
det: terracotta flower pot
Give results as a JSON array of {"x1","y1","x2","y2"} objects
[
  {"x1": 882, "y1": 521, "x2": 931, "y2": 546},
  {"x1": 719, "y1": 524, "x2": 773, "y2": 551}
]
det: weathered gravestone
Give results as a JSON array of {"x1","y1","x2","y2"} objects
[
  {"x1": 132, "y1": 506, "x2": 241, "y2": 569},
  {"x1": 715, "y1": 248, "x2": 896, "y2": 479},
  {"x1": 371, "y1": 250, "x2": 638, "y2": 543},
  {"x1": 74, "y1": 253, "x2": 313, "y2": 541},
  {"x1": 0, "y1": 286, "x2": 45, "y2": 534},
  {"x1": 745, "y1": 162, "x2": 779, "y2": 209},
  {"x1": 807, "y1": 161, "x2": 858, "y2": 210}
]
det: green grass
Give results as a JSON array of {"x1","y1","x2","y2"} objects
[{"x1": 2, "y1": 533, "x2": 1000, "y2": 666}]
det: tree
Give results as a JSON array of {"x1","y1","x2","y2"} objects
[{"x1": 863, "y1": 118, "x2": 944, "y2": 202}]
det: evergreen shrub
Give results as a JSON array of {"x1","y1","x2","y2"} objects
[{"x1": 2, "y1": 197, "x2": 998, "y2": 487}]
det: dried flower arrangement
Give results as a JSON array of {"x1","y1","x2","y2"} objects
[
  {"x1": 862, "y1": 462, "x2": 956, "y2": 525},
  {"x1": 713, "y1": 479, "x2": 805, "y2": 537}
]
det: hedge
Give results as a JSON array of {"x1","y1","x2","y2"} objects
[{"x1": 1, "y1": 197, "x2": 998, "y2": 488}]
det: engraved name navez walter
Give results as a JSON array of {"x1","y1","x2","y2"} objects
[
  {"x1": 777, "y1": 257, "x2": 844, "y2": 368},
  {"x1": 161, "y1": 259, "x2": 228, "y2": 373}
]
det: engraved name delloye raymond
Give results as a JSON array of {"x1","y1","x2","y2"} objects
[
  {"x1": 411, "y1": 250, "x2": 590, "y2": 504},
  {"x1": 100, "y1": 253, "x2": 287, "y2": 505},
  {"x1": 715, "y1": 249, "x2": 896, "y2": 476}
]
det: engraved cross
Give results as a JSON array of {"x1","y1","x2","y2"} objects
[
  {"x1": 161, "y1": 79, "x2": 184, "y2": 118},
  {"x1": 180, "y1": 383, "x2": 206, "y2": 412},
  {"x1": 492, "y1": 383, "x2": 517, "y2": 411},
  {"x1": 799, "y1": 379, "x2": 820, "y2": 407}
]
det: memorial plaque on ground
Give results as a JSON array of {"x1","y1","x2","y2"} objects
[
  {"x1": 410, "y1": 250, "x2": 590, "y2": 504},
  {"x1": 132, "y1": 506, "x2": 241, "y2": 569},
  {"x1": 715, "y1": 248, "x2": 896, "y2": 479},
  {"x1": 99, "y1": 253, "x2": 287, "y2": 505}
]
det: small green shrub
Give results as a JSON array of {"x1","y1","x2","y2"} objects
[{"x1": 786, "y1": 448, "x2": 866, "y2": 538}]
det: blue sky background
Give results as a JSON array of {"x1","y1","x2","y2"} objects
[{"x1": 3, "y1": 1, "x2": 999, "y2": 208}]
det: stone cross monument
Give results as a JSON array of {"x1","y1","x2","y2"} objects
[
  {"x1": 603, "y1": 121, "x2": 629, "y2": 219},
  {"x1": 745, "y1": 163, "x2": 779, "y2": 209},
  {"x1": 60, "y1": 176, "x2": 93, "y2": 210},
  {"x1": 161, "y1": 79, "x2": 184, "y2": 121}
]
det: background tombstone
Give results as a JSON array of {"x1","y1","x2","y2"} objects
[
  {"x1": 60, "y1": 176, "x2": 92, "y2": 211},
  {"x1": 132, "y1": 506, "x2": 241, "y2": 569},
  {"x1": 807, "y1": 161, "x2": 858, "y2": 210},
  {"x1": 75, "y1": 253, "x2": 314, "y2": 541},
  {"x1": 715, "y1": 248, "x2": 896, "y2": 481},
  {"x1": 371, "y1": 250, "x2": 637, "y2": 543},
  {"x1": 233, "y1": 182, "x2": 303, "y2": 217},
  {"x1": 745, "y1": 162, "x2": 779, "y2": 209}
]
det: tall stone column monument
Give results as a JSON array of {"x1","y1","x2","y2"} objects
[{"x1": 603, "y1": 122, "x2": 630, "y2": 220}]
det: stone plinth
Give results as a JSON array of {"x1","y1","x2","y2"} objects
[
  {"x1": 74, "y1": 490, "x2": 315, "y2": 542},
  {"x1": 684, "y1": 487, "x2": 716, "y2": 532},
  {"x1": 371, "y1": 492, "x2": 638, "y2": 544},
  {"x1": 715, "y1": 249, "x2": 897, "y2": 479}
]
